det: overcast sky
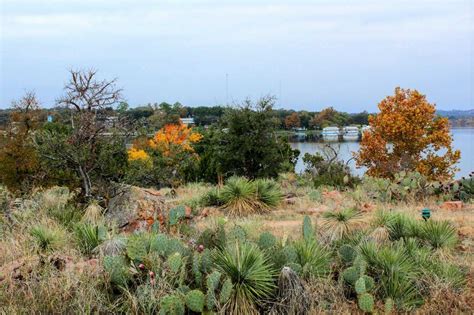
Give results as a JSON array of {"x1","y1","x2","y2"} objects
[{"x1": 0, "y1": 0, "x2": 473, "y2": 111}]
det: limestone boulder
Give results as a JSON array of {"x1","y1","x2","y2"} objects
[{"x1": 106, "y1": 185, "x2": 167, "y2": 232}]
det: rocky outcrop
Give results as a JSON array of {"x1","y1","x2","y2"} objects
[{"x1": 106, "y1": 185, "x2": 167, "y2": 232}]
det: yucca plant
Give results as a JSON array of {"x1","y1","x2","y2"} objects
[
  {"x1": 419, "y1": 220, "x2": 457, "y2": 250},
  {"x1": 74, "y1": 222, "x2": 107, "y2": 256},
  {"x1": 386, "y1": 212, "x2": 421, "y2": 241},
  {"x1": 219, "y1": 177, "x2": 259, "y2": 216},
  {"x1": 293, "y1": 239, "x2": 331, "y2": 279},
  {"x1": 321, "y1": 208, "x2": 363, "y2": 241},
  {"x1": 254, "y1": 178, "x2": 283, "y2": 209},
  {"x1": 359, "y1": 241, "x2": 423, "y2": 310},
  {"x1": 369, "y1": 209, "x2": 394, "y2": 243},
  {"x1": 29, "y1": 224, "x2": 64, "y2": 252},
  {"x1": 212, "y1": 242, "x2": 276, "y2": 314}
]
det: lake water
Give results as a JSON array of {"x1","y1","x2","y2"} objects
[{"x1": 291, "y1": 128, "x2": 474, "y2": 179}]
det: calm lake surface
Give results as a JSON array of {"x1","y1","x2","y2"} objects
[{"x1": 291, "y1": 128, "x2": 474, "y2": 179}]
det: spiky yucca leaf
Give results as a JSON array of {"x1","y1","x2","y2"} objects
[
  {"x1": 321, "y1": 208, "x2": 363, "y2": 241},
  {"x1": 359, "y1": 241, "x2": 423, "y2": 310},
  {"x1": 254, "y1": 178, "x2": 283, "y2": 209},
  {"x1": 220, "y1": 177, "x2": 259, "y2": 216},
  {"x1": 74, "y1": 222, "x2": 107, "y2": 256},
  {"x1": 294, "y1": 239, "x2": 331, "y2": 279},
  {"x1": 212, "y1": 242, "x2": 275, "y2": 314},
  {"x1": 29, "y1": 224, "x2": 64, "y2": 252},
  {"x1": 419, "y1": 220, "x2": 457, "y2": 250}
]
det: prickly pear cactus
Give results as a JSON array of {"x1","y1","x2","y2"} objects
[
  {"x1": 384, "y1": 297, "x2": 394, "y2": 314},
  {"x1": 192, "y1": 254, "x2": 203, "y2": 287},
  {"x1": 342, "y1": 266, "x2": 360, "y2": 285},
  {"x1": 286, "y1": 262, "x2": 303, "y2": 275},
  {"x1": 103, "y1": 255, "x2": 131, "y2": 286},
  {"x1": 338, "y1": 244, "x2": 357, "y2": 264},
  {"x1": 302, "y1": 216, "x2": 314, "y2": 241},
  {"x1": 167, "y1": 252, "x2": 183, "y2": 274},
  {"x1": 227, "y1": 225, "x2": 247, "y2": 244},
  {"x1": 185, "y1": 290, "x2": 205, "y2": 313},
  {"x1": 219, "y1": 277, "x2": 233, "y2": 305},
  {"x1": 258, "y1": 231, "x2": 277, "y2": 250},
  {"x1": 150, "y1": 233, "x2": 169, "y2": 256},
  {"x1": 355, "y1": 277, "x2": 367, "y2": 294},
  {"x1": 361, "y1": 275, "x2": 375, "y2": 292},
  {"x1": 358, "y1": 293, "x2": 374, "y2": 313},
  {"x1": 205, "y1": 270, "x2": 222, "y2": 310},
  {"x1": 126, "y1": 234, "x2": 149, "y2": 262},
  {"x1": 159, "y1": 294, "x2": 185, "y2": 315}
]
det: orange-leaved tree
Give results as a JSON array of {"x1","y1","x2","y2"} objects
[
  {"x1": 127, "y1": 123, "x2": 203, "y2": 187},
  {"x1": 355, "y1": 87, "x2": 460, "y2": 180}
]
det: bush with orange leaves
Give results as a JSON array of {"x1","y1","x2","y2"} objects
[
  {"x1": 126, "y1": 123, "x2": 203, "y2": 187},
  {"x1": 355, "y1": 87, "x2": 460, "y2": 181}
]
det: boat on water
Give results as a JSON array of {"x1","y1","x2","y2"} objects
[
  {"x1": 342, "y1": 126, "x2": 360, "y2": 141},
  {"x1": 322, "y1": 126, "x2": 340, "y2": 142}
]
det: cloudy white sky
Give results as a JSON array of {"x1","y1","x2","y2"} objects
[{"x1": 0, "y1": 0, "x2": 473, "y2": 111}]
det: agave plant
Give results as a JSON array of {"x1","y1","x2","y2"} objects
[
  {"x1": 212, "y1": 242, "x2": 275, "y2": 314},
  {"x1": 219, "y1": 177, "x2": 259, "y2": 216},
  {"x1": 419, "y1": 220, "x2": 457, "y2": 250},
  {"x1": 321, "y1": 208, "x2": 363, "y2": 241}
]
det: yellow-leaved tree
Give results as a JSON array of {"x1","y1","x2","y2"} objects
[
  {"x1": 127, "y1": 123, "x2": 203, "y2": 187},
  {"x1": 355, "y1": 87, "x2": 460, "y2": 180}
]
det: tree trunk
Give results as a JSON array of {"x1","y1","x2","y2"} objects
[{"x1": 78, "y1": 165, "x2": 92, "y2": 198}]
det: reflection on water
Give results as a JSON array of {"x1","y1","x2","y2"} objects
[{"x1": 291, "y1": 128, "x2": 474, "y2": 179}]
